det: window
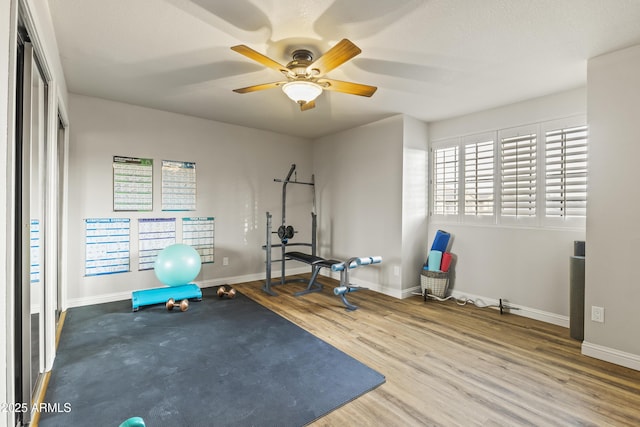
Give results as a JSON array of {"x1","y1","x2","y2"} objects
[
  {"x1": 465, "y1": 139, "x2": 494, "y2": 216},
  {"x1": 431, "y1": 116, "x2": 587, "y2": 228},
  {"x1": 545, "y1": 125, "x2": 588, "y2": 218},
  {"x1": 500, "y1": 131, "x2": 537, "y2": 218},
  {"x1": 433, "y1": 145, "x2": 458, "y2": 215}
]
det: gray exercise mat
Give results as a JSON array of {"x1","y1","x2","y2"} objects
[{"x1": 39, "y1": 287, "x2": 385, "y2": 426}]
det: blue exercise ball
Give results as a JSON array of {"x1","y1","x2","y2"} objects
[{"x1": 154, "y1": 244, "x2": 202, "y2": 287}]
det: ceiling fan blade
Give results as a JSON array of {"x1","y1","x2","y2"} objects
[
  {"x1": 318, "y1": 79, "x2": 377, "y2": 97},
  {"x1": 306, "y1": 39, "x2": 361, "y2": 77},
  {"x1": 232, "y1": 81, "x2": 286, "y2": 94},
  {"x1": 300, "y1": 100, "x2": 316, "y2": 111},
  {"x1": 231, "y1": 45, "x2": 291, "y2": 77}
]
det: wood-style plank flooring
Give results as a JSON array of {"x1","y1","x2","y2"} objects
[{"x1": 234, "y1": 276, "x2": 640, "y2": 426}]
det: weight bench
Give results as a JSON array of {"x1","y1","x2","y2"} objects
[{"x1": 286, "y1": 251, "x2": 382, "y2": 310}]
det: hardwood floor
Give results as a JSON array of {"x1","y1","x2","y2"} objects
[{"x1": 233, "y1": 276, "x2": 640, "y2": 426}]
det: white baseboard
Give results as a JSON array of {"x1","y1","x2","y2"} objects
[
  {"x1": 398, "y1": 287, "x2": 570, "y2": 328},
  {"x1": 318, "y1": 270, "x2": 404, "y2": 299},
  {"x1": 66, "y1": 291, "x2": 133, "y2": 309},
  {"x1": 65, "y1": 271, "x2": 567, "y2": 328},
  {"x1": 65, "y1": 267, "x2": 310, "y2": 309},
  {"x1": 197, "y1": 266, "x2": 310, "y2": 288},
  {"x1": 402, "y1": 285, "x2": 423, "y2": 299},
  {"x1": 406, "y1": 287, "x2": 638, "y2": 372},
  {"x1": 449, "y1": 290, "x2": 569, "y2": 327},
  {"x1": 582, "y1": 341, "x2": 640, "y2": 371},
  {"x1": 65, "y1": 273, "x2": 639, "y2": 373}
]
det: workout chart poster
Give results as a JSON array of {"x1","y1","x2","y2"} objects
[
  {"x1": 84, "y1": 218, "x2": 131, "y2": 276},
  {"x1": 161, "y1": 160, "x2": 196, "y2": 211},
  {"x1": 182, "y1": 217, "x2": 215, "y2": 263},
  {"x1": 30, "y1": 219, "x2": 41, "y2": 284},
  {"x1": 138, "y1": 217, "x2": 176, "y2": 271},
  {"x1": 113, "y1": 156, "x2": 153, "y2": 212}
]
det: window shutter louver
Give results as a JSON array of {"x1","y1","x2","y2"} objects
[
  {"x1": 465, "y1": 140, "x2": 494, "y2": 216},
  {"x1": 545, "y1": 125, "x2": 588, "y2": 218},
  {"x1": 500, "y1": 133, "x2": 537, "y2": 217},
  {"x1": 433, "y1": 146, "x2": 459, "y2": 215}
]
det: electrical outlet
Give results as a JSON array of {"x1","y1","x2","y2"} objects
[
  {"x1": 393, "y1": 266, "x2": 400, "y2": 277},
  {"x1": 591, "y1": 306, "x2": 605, "y2": 323},
  {"x1": 222, "y1": 257, "x2": 229, "y2": 266}
]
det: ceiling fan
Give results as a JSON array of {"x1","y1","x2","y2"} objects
[{"x1": 230, "y1": 39, "x2": 377, "y2": 111}]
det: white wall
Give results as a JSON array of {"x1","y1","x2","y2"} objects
[
  {"x1": 584, "y1": 44, "x2": 640, "y2": 369},
  {"x1": 427, "y1": 88, "x2": 587, "y2": 325},
  {"x1": 312, "y1": 115, "x2": 405, "y2": 296},
  {"x1": 401, "y1": 116, "x2": 429, "y2": 293},
  {"x1": 429, "y1": 87, "x2": 587, "y2": 141},
  {"x1": 66, "y1": 94, "x2": 313, "y2": 306}
]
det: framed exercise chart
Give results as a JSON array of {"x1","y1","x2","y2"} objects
[
  {"x1": 182, "y1": 217, "x2": 215, "y2": 263},
  {"x1": 30, "y1": 219, "x2": 41, "y2": 284},
  {"x1": 138, "y1": 218, "x2": 176, "y2": 270},
  {"x1": 113, "y1": 156, "x2": 153, "y2": 211},
  {"x1": 162, "y1": 160, "x2": 196, "y2": 211},
  {"x1": 84, "y1": 218, "x2": 131, "y2": 276}
]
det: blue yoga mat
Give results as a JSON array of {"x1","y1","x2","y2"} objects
[
  {"x1": 428, "y1": 250, "x2": 443, "y2": 271},
  {"x1": 430, "y1": 230, "x2": 450, "y2": 253}
]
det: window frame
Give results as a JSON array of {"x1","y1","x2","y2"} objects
[{"x1": 429, "y1": 115, "x2": 587, "y2": 230}]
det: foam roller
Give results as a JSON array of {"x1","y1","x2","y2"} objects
[
  {"x1": 331, "y1": 263, "x2": 345, "y2": 272},
  {"x1": 334, "y1": 286, "x2": 349, "y2": 295},
  {"x1": 334, "y1": 286, "x2": 364, "y2": 295},
  {"x1": 331, "y1": 261, "x2": 358, "y2": 271},
  {"x1": 431, "y1": 230, "x2": 450, "y2": 252},
  {"x1": 428, "y1": 250, "x2": 443, "y2": 272},
  {"x1": 355, "y1": 256, "x2": 382, "y2": 265},
  {"x1": 440, "y1": 252, "x2": 452, "y2": 272}
]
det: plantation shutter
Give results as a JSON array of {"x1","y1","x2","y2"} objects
[
  {"x1": 433, "y1": 146, "x2": 458, "y2": 215},
  {"x1": 465, "y1": 140, "x2": 494, "y2": 216},
  {"x1": 545, "y1": 125, "x2": 588, "y2": 218},
  {"x1": 501, "y1": 133, "x2": 537, "y2": 217}
]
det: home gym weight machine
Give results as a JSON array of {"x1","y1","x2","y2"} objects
[
  {"x1": 262, "y1": 164, "x2": 316, "y2": 295},
  {"x1": 262, "y1": 164, "x2": 382, "y2": 310}
]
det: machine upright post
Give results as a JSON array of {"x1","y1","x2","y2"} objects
[
  {"x1": 281, "y1": 164, "x2": 295, "y2": 285},
  {"x1": 311, "y1": 212, "x2": 317, "y2": 257},
  {"x1": 263, "y1": 212, "x2": 276, "y2": 295}
]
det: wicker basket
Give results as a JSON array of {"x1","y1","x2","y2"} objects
[{"x1": 420, "y1": 270, "x2": 449, "y2": 298}]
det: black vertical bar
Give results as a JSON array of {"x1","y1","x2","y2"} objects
[{"x1": 14, "y1": 31, "x2": 25, "y2": 427}]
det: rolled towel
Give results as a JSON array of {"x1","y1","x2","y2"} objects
[{"x1": 428, "y1": 250, "x2": 443, "y2": 272}]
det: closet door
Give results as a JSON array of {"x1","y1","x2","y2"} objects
[
  {"x1": 15, "y1": 37, "x2": 49, "y2": 426},
  {"x1": 15, "y1": 38, "x2": 34, "y2": 427},
  {"x1": 29, "y1": 40, "x2": 48, "y2": 395}
]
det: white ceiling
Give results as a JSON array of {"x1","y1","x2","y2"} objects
[{"x1": 48, "y1": 0, "x2": 640, "y2": 139}]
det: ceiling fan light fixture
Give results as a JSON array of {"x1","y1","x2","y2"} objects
[{"x1": 282, "y1": 81, "x2": 322, "y2": 105}]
